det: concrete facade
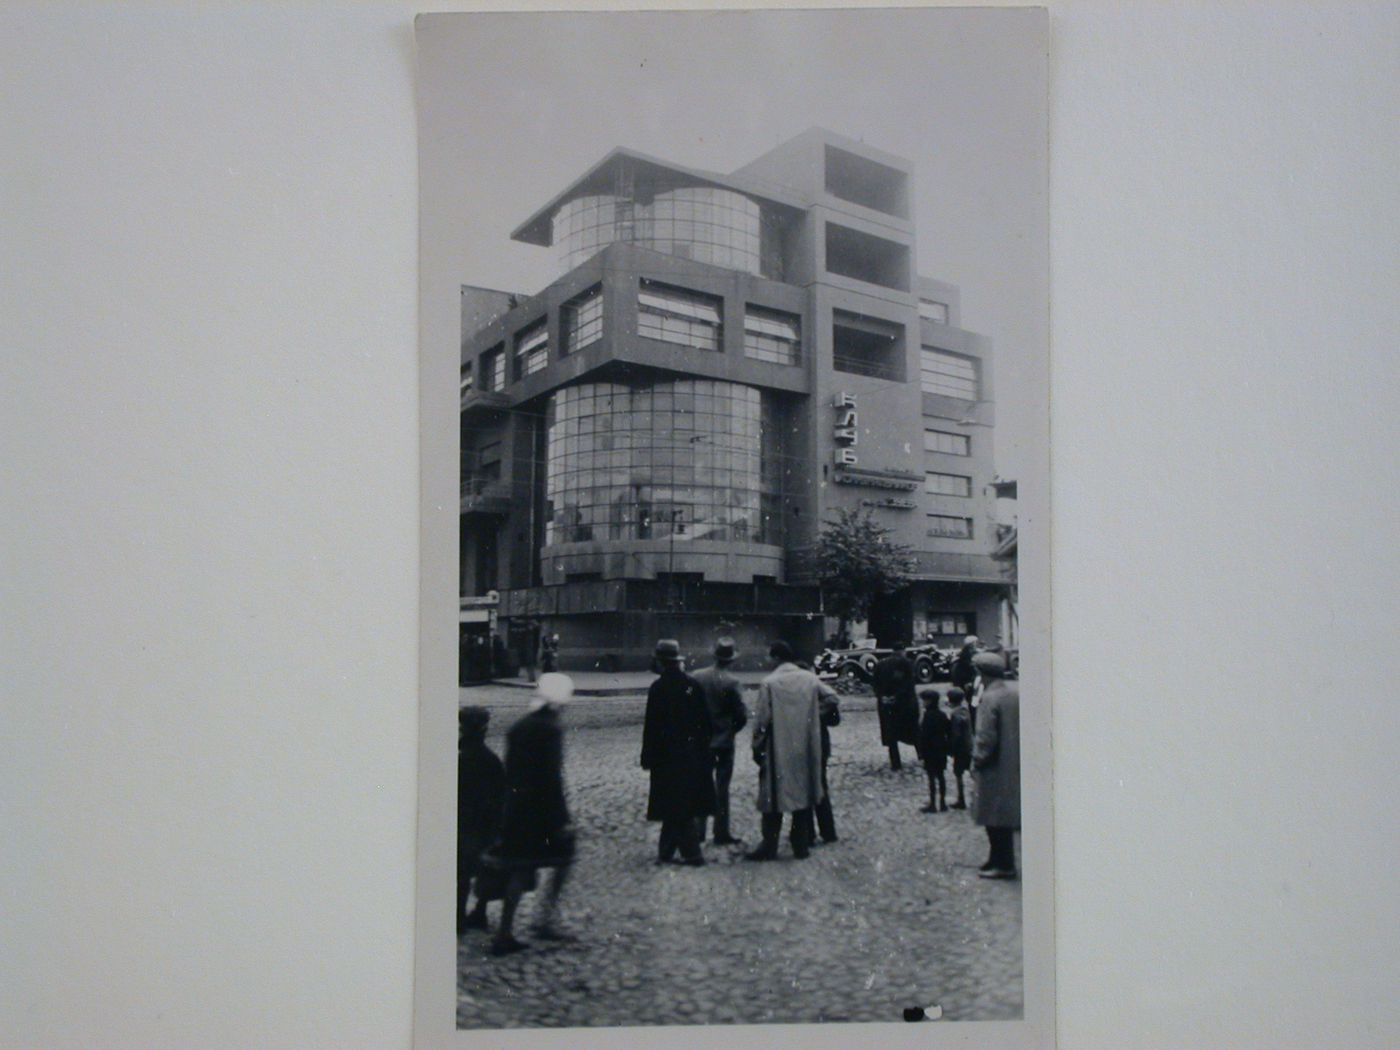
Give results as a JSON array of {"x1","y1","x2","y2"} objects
[{"x1": 460, "y1": 129, "x2": 1008, "y2": 669}]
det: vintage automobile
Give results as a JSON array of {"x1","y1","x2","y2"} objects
[{"x1": 815, "y1": 643, "x2": 954, "y2": 686}]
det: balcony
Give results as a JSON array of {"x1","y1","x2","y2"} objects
[
  {"x1": 460, "y1": 476, "x2": 513, "y2": 517},
  {"x1": 460, "y1": 386, "x2": 511, "y2": 419}
]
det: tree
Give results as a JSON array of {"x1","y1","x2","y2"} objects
[{"x1": 815, "y1": 508, "x2": 915, "y2": 641}]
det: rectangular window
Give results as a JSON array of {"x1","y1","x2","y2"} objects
[
  {"x1": 918, "y1": 299, "x2": 949, "y2": 324},
  {"x1": 920, "y1": 347, "x2": 978, "y2": 400},
  {"x1": 460, "y1": 362, "x2": 473, "y2": 398},
  {"x1": 834, "y1": 309, "x2": 904, "y2": 381},
  {"x1": 927, "y1": 612, "x2": 974, "y2": 637},
  {"x1": 478, "y1": 344, "x2": 504, "y2": 392},
  {"x1": 513, "y1": 321, "x2": 548, "y2": 380},
  {"x1": 925, "y1": 471, "x2": 972, "y2": 497},
  {"x1": 825, "y1": 223, "x2": 910, "y2": 291},
  {"x1": 824, "y1": 145, "x2": 909, "y2": 218},
  {"x1": 923, "y1": 428, "x2": 970, "y2": 456},
  {"x1": 743, "y1": 305, "x2": 801, "y2": 365},
  {"x1": 638, "y1": 280, "x2": 722, "y2": 351},
  {"x1": 561, "y1": 285, "x2": 604, "y2": 355},
  {"x1": 477, "y1": 441, "x2": 502, "y2": 481},
  {"x1": 927, "y1": 514, "x2": 973, "y2": 539}
]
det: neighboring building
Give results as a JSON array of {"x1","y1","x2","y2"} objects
[
  {"x1": 460, "y1": 129, "x2": 1005, "y2": 670},
  {"x1": 990, "y1": 478, "x2": 1019, "y2": 652}
]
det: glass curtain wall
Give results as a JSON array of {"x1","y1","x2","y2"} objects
[
  {"x1": 544, "y1": 380, "x2": 782, "y2": 548},
  {"x1": 554, "y1": 187, "x2": 762, "y2": 275}
]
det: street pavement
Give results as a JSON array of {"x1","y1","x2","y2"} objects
[{"x1": 456, "y1": 683, "x2": 1022, "y2": 1029}]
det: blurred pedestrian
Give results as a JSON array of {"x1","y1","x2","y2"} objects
[
  {"x1": 458, "y1": 706, "x2": 505, "y2": 934},
  {"x1": 916, "y1": 688, "x2": 950, "y2": 813},
  {"x1": 692, "y1": 638, "x2": 748, "y2": 846},
  {"x1": 945, "y1": 686, "x2": 973, "y2": 809},
  {"x1": 970, "y1": 652, "x2": 1020, "y2": 879},
  {"x1": 483, "y1": 673, "x2": 577, "y2": 954},
  {"x1": 641, "y1": 640, "x2": 715, "y2": 866},
  {"x1": 872, "y1": 642, "x2": 919, "y2": 770},
  {"x1": 745, "y1": 641, "x2": 825, "y2": 861}
]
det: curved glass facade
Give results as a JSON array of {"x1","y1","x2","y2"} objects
[
  {"x1": 553, "y1": 187, "x2": 762, "y2": 275},
  {"x1": 545, "y1": 380, "x2": 782, "y2": 546}
]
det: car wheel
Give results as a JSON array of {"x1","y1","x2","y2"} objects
[
  {"x1": 859, "y1": 654, "x2": 878, "y2": 676},
  {"x1": 914, "y1": 656, "x2": 935, "y2": 684}
]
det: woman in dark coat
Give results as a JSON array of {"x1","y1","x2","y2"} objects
[
  {"x1": 458, "y1": 706, "x2": 506, "y2": 933},
  {"x1": 640, "y1": 639, "x2": 715, "y2": 866}
]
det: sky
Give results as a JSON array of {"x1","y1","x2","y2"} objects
[{"x1": 418, "y1": 9, "x2": 1047, "y2": 482}]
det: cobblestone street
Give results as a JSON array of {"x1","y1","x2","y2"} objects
[{"x1": 457, "y1": 686, "x2": 1022, "y2": 1029}]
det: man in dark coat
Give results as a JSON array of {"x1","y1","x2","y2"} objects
[
  {"x1": 482, "y1": 678, "x2": 576, "y2": 954},
  {"x1": 872, "y1": 642, "x2": 919, "y2": 769},
  {"x1": 795, "y1": 658, "x2": 840, "y2": 844},
  {"x1": 971, "y1": 652, "x2": 1021, "y2": 879},
  {"x1": 814, "y1": 671, "x2": 841, "y2": 844},
  {"x1": 458, "y1": 706, "x2": 506, "y2": 934},
  {"x1": 640, "y1": 639, "x2": 715, "y2": 866},
  {"x1": 691, "y1": 638, "x2": 748, "y2": 846}
]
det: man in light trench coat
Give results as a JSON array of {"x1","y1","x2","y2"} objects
[
  {"x1": 744, "y1": 640, "x2": 834, "y2": 861},
  {"x1": 971, "y1": 650, "x2": 1021, "y2": 879}
]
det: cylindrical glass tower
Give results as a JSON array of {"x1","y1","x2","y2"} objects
[
  {"x1": 553, "y1": 187, "x2": 762, "y2": 276},
  {"x1": 544, "y1": 380, "x2": 782, "y2": 548}
]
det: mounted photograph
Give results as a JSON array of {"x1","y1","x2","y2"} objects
[{"x1": 415, "y1": 8, "x2": 1051, "y2": 1048}]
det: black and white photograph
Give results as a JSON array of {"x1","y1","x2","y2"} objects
[
  {"x1": 415, "y1": 9, "x2": 1050, "y2": 1045},
  {"x1": 10, "y1": 4, "x2": 1400, "y2": 1050}
]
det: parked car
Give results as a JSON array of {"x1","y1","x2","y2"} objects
[{"x1": 815, "y1": 643, "x2": 954, "y2": 686}]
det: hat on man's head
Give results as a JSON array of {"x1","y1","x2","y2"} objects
[
  {"x1": 964, "y1": 635, "x2": 980, "y2": 648},
  {"x1": 713, "y1": 637, "x2": 738, "y2": 662},
  {"x1": 972, "y1": 651, "x2": 1006, "y2": 676},
  {"x1": 459, "y1": 705, "x2": 490, "y2": 734},
  {"x1": 654, "y1": 639, "x2": 682, "y2": 663}
]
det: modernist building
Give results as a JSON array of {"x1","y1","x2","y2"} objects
[{"x1": 459, "y1": 129, "x2": 1006, "y2": 670}]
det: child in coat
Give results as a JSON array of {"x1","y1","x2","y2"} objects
[
  {"x1": 945, "y1": 686, "x2": 973, "y2": 809},
  {"x1": 916, "y1": 688, "x2": 951, "y2": 812}
]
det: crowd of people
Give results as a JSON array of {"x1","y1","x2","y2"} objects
[{"x1": 457, "y1": 633, "x2": 1020, "y2": 955}]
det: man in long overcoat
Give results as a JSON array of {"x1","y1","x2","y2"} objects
[
  {"x1": 691, "y1": 637, "x2": 748, "y2": 846},
  {"x1": 641, "y1": 639, "x2": 715, "y2": 866},
  {"x1": 971, "y1": 651, "x2": 1021, "y2": 879},
  {"x1": 745, "y1": 640, "x2": 826, "y2": 861},
  {"x1": 872, "y1": 642, "x2": 919, "y2": 770}
]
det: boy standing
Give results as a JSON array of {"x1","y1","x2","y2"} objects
[
  {"x1": 945, "y1": 686, "x2": 973, "y2": 810},
  {"x1": 916, "y1": 688, "x2": 950, "y2": 813}
]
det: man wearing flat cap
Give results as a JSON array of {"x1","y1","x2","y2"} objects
[
  {"x1": 691, "y1": 638, "x2": 749, "y2": 846},
  {"x1": 641, "y1": 640, "x2": 716, "y2": 866},
  {"x1": 970, "y1": 651, "x2": 1020, "y2": 879}
]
